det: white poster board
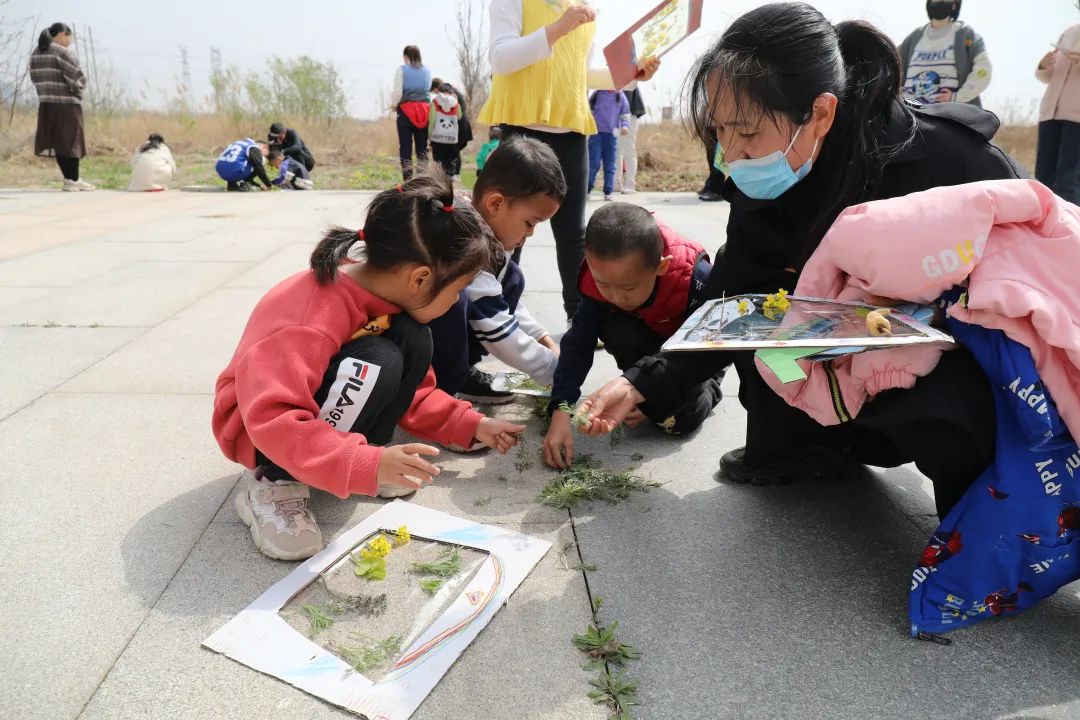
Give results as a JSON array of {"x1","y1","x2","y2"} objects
[{"x1": 203, "y1": 501, "x2": 550, "y2": 720}]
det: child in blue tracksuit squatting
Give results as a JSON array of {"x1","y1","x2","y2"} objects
[
  {"x1": 587, "y1": 90, "x2": 630, "y2": 201},
  {"x1": 542, "y1": 203, "x2": 723, "y2": 469},
  {"x1": 215, "y1": 138, "x2": 272, "y2": 191},
  {"x1": 268, "y1": 150, "x2": 314, "y2": 190},
  {"x1": 428, "y1": 135, "x2": 565, "y2": 406}
]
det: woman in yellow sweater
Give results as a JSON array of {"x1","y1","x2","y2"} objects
[{"x1": 479, "y1": 0, "x2": 658, "y2": 321}]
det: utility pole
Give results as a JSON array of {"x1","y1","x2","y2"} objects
[
  {"x1": 180, "y1": 45, "x2": 191, "y2": 100},
  {"x1": 210, "y1": 46, "x2": 222, "y2": 111}
]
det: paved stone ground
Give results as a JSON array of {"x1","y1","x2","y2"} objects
[{"x1": 2, "y1": 188, "x2": 1079, "y2": 720}]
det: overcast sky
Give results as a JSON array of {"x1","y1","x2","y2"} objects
[{"x1": 5, "y1": 1, "x2": 1078, "y2": 122}]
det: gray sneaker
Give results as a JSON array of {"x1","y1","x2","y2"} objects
[{"x1": 235, "y1": 471, "x2": 323, "y2": 561}]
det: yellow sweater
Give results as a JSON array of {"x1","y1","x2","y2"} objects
[{"x1": 479, "y1": 0, "x2": 597, "y2": 135}]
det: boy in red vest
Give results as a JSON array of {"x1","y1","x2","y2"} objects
[{"x1": 542, "y1": 203, "x2": 722, "y2": 468}]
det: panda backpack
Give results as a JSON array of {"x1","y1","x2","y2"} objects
[{"x1": 431, "y1": 93, "x2": 460, "y2": 145}]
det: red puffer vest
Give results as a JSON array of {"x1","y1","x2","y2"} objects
[{"x1": 578, "y1": 222, "x2": 708, "y2": 337}]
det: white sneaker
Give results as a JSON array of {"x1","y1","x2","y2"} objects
[
  {"x1": 604, "y1": 194, "x2": 613, "y2": 201},
  {"x1": 235, "y1": 471, "x2": 323, "y2": 561},
  {"x1": 294, "y1": 178, "x2": 314, "y2": 190},
  {"x1": 62, "y1": 179, "x2": 79, "y2": 192},
  {"x1": 74, "y1": 179, "x2": 95, "y2": 191}
]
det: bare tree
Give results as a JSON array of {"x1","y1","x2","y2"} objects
[
  {"x1": 0, "y1": 2, "x2": 38, "y2": 125},
  {"x1": 450, "y1": 0, "x2": 489, "y2": 120}
]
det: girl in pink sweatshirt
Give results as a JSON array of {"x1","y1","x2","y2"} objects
[{"x1": 213, "y1": 172, "x2": 524, "y2": 561}]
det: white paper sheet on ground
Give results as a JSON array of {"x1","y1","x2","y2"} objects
[
  {"x1": 203, "y1": 501, "x2": 551, "y2": 720},
  {"x1": 489, "y1": 370, "x2": 552, "y2": 397}
]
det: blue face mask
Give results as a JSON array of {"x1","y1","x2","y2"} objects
[{"x1": 725, "y1": 125, "x2": 818, "y2": 200}]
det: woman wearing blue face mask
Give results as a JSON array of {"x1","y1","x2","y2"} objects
[{"x1": 580, "y1": 2, "x2": 1025, "y2": 517}]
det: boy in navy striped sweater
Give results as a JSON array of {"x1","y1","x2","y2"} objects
[{"x1": 429, "y1": 136, "x2": 564, "y2": 403}]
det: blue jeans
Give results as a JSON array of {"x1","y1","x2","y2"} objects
[
  {"x1": 1035, "y1": 119, "x2": 1080, "y2": 205},
  {"x1": 588, "y1": 132, "x2": 619, "y2": 196}
]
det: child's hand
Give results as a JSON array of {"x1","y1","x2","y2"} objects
[
  {"x1": 476, "y1": 417, "x2": 526, "y2": 454},
  {"x1": 377, "y1": 443, "x2": 440, "y2": 490},
  {"x1": 620, "y1": 127, "x2": 630, "y2": 136},
  {"x1": 547, "y1": 4, "x2": 597, "y2": 46},
  {"x1": 539, "y1": 335, "x2": 560, "y2": 356},
  {"x1": 579, "y1": 376, "x2": 644, "y2": 436},
  {"x1": 542, "y1": 411, "x2": 574, "y2": 469},
  {"x1": 635, "y1": 56, "x2": 661, "y2": 82}
]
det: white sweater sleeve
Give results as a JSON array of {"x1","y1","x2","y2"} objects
[
  {"x1": 956, "y1": 51, "x2": 992, "y2": 104},
  {"x1": 514, "y1": 299, "x2": 549, "y2": 340},
  {"x1": 489, "y1": 0, "x2": 552, "y2": 75},
  {"x1": 391, "y1": 66, "x2": 404, "y2": 106},
  {"x1": 466, "y1": 271, "x2": 558, "y2": 385}
]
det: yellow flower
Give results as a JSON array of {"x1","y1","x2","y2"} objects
[
  {"x1": 737, "y1": 299, "x2": 752, "y2": 316},
  {"x1": 762, "y1": 288, "x2": 791, "y2": 318},
  {"x1": 361, "y1": 534, "x2": 392, "y2": 559},
  {"x1": 394, "y1": 525, "x2": 411, "y2": 547}
]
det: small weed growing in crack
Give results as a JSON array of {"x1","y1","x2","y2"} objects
[
  {"x1": 573, "y1": 620, "x2": 641, "y2": 668},
  {"x1": 588, "y1": 668, "x2": 639, "y2": 719}
]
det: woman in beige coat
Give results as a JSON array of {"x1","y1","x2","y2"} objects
[{"x1": 1035, "y1": 23, "x2": 1080, "y2": 204}]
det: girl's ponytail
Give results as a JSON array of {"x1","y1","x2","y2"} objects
[{"x1": 310, "y1": 227, "x2": 360, "y2": 284}]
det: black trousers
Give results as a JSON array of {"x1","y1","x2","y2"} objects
[
  {"x1": 704, "y1": 134, "x2": 726, "y2": 194},
  {"x1": 258, "y1": 315, "x2": 433, "y2": 483},
  {"x1": 397, "y1": 111, "x2": 429, "y2": 180},
  {"x1": 55, "y1": 156, "x2": 79, "y2": 181},
  {"x1": 284, "y1": 147, "x2": 316, "y2": 172},
  {"x1": 734, "y1": 347, "x2": 996, "y2": 518},
  {"x1": 601, "y1": 312, "x2": 721, "y2": 434},
  {"x1": 501, "y1": 125, "x2": 588, "y2": 319},
  {"x1": 431, "y1": 142, "x2": 461, "y2": 177}
]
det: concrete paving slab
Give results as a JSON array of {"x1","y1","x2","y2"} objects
[
  {"x1": 0, "y1": 392, "x2": 237, "y2": 720},
  {"x1": 574, "y1": 427, "x2": 1080, "y2": 720},
  {"x1": 0, "y1": 286, "x2": 53, "y2": 310},
  {"x1": 78, "y1": 521, "x2": 604, "y2": 720},
  {"x1": 0, "y1": 224, "x2": 131, "y2": 261},
  {"x1": 223, "y1": 243, "x2": 312, "y2": 289},
  {"x1": 0, "y1": 260, "x2": 246, "y2": 327},
  {"x1": 152, "y1": 227, "x2": 302, "y2": 263},
  {"x1": 0, "y1": 325, "x2": 143, "y2": 419},
  {"x1": 58, "y1": 287, "x2": 264, "y2": 395},
  {"x1": 0, "y1": 240, "x2": 156, "y2": 287}
]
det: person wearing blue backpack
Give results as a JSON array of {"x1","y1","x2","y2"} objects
[{"x1": 215, "y1": 138, "x2": 272, "y2": 192}]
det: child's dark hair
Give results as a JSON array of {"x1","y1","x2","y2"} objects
[
  {"x1": 269, "y1": 122, "x2": 285, "y2": 135},
  {"x1": 267, "y1": 150, "x2": 283, "y2": 163},
  {"x1": 585, "y1": 203, "x2": 663, "y2": 268},
  {"x1": 488, "y1": 126, "x2": 502, "y2": 141},
  {"x1": 472, "y1": 135, "x2": 566, "y2": 203},
  {"x1": 686, "y1": 3, "x2": 912, "y2": 243},
  {"x1": 138, "y1": 133, "x2": 165, "y2": 154},
  {"x1": 403, "y1": 45, "x2": 423, "y2": 67},
  {"x1": 310, "y1": 169, "x2": 495, "y2": 297},
  {"x1": 37, "y1": 22, "x2": 71, "y2": 52}
]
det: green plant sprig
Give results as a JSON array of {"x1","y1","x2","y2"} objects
[{"x1": 411, "y1": 546, "x2": 463, "y2": 577}]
